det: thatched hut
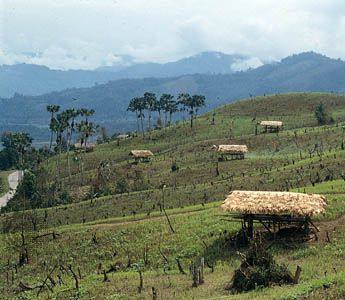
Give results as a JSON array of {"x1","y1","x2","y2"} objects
[
  {"x1": 129, "y1": 150, "x2": 154, "y2": 162},
  {"x1": 212, "y1": 145, "x2": 248, "y2": 160},
  {"x1": 221, "y1": 190, "x2": 327, "y2": 239},
  {"x1": 259, "y1": 120, "x2": 283, "y2": 133},
  {"x1": 74, "y1": 142, "x2": 96, "y2": 152},
  {"x1": 117, "y1": 134, "x2": 129, "y2": 140}
]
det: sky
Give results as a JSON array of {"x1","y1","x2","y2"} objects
[{"x1": 1, "y1": 0, "x2": 345, "y2": 70}]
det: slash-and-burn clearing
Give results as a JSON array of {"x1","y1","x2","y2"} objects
[{"x1": 3, "y1": 93, "x2": 345, "y2": 299}]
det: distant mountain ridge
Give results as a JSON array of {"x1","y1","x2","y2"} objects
[
  {"x1": 1, "y1": 51, "x2": 345, "y2": 142},
  {"x1": 0, "y1": 51, "x2": 259, "y2": 98},
  {"x1": 97, "y1": 52, "x2": 262, "y2": 76}
]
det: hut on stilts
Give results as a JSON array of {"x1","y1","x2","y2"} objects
[
  {"x1": 221, "y1": 191, "x2": 327, "y2": 239},
  {"x1": 259, "y1": 121, "x2": 283, "y2": 133},
  {"x1": 129, "y1": 150, "x2": 154, "y2": 162},
  {"x1": 74, "y1": 142, "x2": 96, "y2": 152},
  {"x1": 212, "y1": 145, "x2": 248, "y2": 161}
]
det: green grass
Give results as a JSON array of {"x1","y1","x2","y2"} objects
[{"x1": 3, "y1": 92, "x2": 345, "y2": 299}]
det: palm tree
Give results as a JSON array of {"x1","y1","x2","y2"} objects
[
  {"x1": 160, "y1": 94, "x2": 174, "y2": 127},
  {"x1": 80, "y1": 108, "x2": 95, "y2": 124},
  {"x1": 46, "y1": 105, "x2": 60, "y2": 152},
  {"x1": 143, "y1": 92, "x2": 156, "y2": 131},
  {"x1": 127, "y1": 97, "x2": 141, "y2": 134},
  {"x1": 178, "y1": 94, "x2": 205, "y2": 128},
  {"x1": 177, "y1": 93, "x2": 191, "y2": 125},
  {"x1": 65, "y1": 108, "x2": 80, "y2": 177},
  {"x1": 167, "y1": 99, "x2": 178, "y2": 126}
]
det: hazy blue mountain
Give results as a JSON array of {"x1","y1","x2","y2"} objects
[
  {"x1": 0, "y1": 52, "x2": 259, "y2": 98},
  {"x1": 97, "y1": 52, "x2": 261, "y2": 77},
  {"x1": 1, "y1": 51, "x2": 345, "y2": 142},
  {"x1": 0, "y1": 63, "x2": 118, "y2": 98}
]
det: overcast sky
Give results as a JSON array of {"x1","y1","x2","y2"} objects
[{"x1": 1, "y1": 0, "x2": 345, "y2": 70}]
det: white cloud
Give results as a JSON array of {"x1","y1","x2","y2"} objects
[
  {"x1": 1, "y1": 0, "x2": 345, "y2": 69},
  {"x1": 231, "y1": 57, "x2": 263, "y2": 72}
]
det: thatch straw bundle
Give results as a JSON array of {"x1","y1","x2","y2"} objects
[
  {"x1": 213, "y1": 145, "x2": 248, "y2": 155},
  {"x1": 221, "y1": 190, "x2": 327, "y2": 216},
  {"x1": 260, "y1": 121, "x2": 283, "y2": 127},
  {"x1": 129, "y1": 150, "x2": 154, "y2": 158}
]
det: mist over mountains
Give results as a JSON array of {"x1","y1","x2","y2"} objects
[
  {"x1": 1, "y1": 51, "x2": 345, "y2": 143},
  {"x1": 0, "y1": 52, "x2": 259, "y2": 98}
]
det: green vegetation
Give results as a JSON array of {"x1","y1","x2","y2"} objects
[
  {"x1": 0, "y1": 170, "x2": 12, "y2": 196},
  {"x1": 3, "y1": 92, "x2": 345, "y2": 299}
]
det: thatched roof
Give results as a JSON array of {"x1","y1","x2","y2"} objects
[
  {"x1": 221, "y1": 190, "x2": 327, "y2": 216},
  {"x1": 117, "y1": 134, "x2": 129, "y2": 139},
  {"x1": 213, "y1": 145, "x2": 248, "y2": 154},
  {"x1": 74, "y1": 142, "x2": 96, "y2": 151},
  {"x1": 129, "y1": 150, "x2": 154, "y2": 158},
  {"x1": 260, "y1": 121, "x2": 283, "y2": 127}
]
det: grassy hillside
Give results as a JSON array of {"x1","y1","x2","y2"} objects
[{"x1": 2, "y1": 92, "x2": 345, "y2": 299}]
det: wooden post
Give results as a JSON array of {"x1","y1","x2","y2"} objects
[
  {"x1": 247, "y1": 215, "x2": 254, "y2": 239},
  {"x1": 273, "y1": 221, "x2": 276, "y2": 239},
  {"x1": 199, "y1": 258, "x2": 204, "y2": 284}
]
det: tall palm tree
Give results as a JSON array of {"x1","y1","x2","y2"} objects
[
  {"x1": 127, "y1": 97, "x2": 141, "y2": 134},
  {"x1": 46, "y1": 105, "x2": 60, "y2": 152},
  {"x1": 143, "y1": 92, "x2": 156, "y2": 131},
  {"x1": 178, "y1": 94, "x2": 205, "y2": 128},
  {"x1": 177, "y1": 93, "x2": 191, "y2": 125},
  {"x1": 167, "y1": 99, "x2": 178, "y2": 126},
  {"x1": 65, "y1": 108, "x2": 80, "y2": 177},
  {"x1": 160, "y1": 94, "x2": 174, "y2": 127}
]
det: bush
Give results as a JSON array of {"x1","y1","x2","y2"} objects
[
  {"x1": 115, "y1": 177, "x2": 129, "y2": 194},
  {"x1": 171, "y1": 161, "x2": 179, "y2": 172},
  {"x1": 314, "y1": 102, "x2": 333, "y2": 125},
  {"x1": 228, "y1": 240, "x2": 294, "y2": 293},
  {"x1": 58, "y1": 190, "x2": 72, "y2": 205}
]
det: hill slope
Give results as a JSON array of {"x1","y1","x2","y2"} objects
[{"x1": 2, "y1": 93, "x2": 345, "y2": 299}]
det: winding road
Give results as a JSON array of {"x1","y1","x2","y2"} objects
[{"x1": 0, "y1": 171, "x2": 22, "y2": 208}]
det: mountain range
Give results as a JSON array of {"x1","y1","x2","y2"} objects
[
  {"x1": 1, "y1": 51, "x2": 345, "y2": 143},
  {"x1": 0, "y1": 52, "x2": 258, "y2": 98}
]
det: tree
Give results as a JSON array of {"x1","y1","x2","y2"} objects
[
  {"x1": 46, "y1": 105, "x2": 60, "y2": 152},
  {"x1": 127, "y1": 97, "x2": 141, "y2": 134},
  {"x1": 137, "y1": 98, "x2": 147, "y2": 137},
  {"x1": 167, "y1": 99, "x2": 178, "y2": 126},
  {"x1": 178, "y1": 94, "x2": 206, "y2": 128},
  {"x1": 4, "y1": 132, "x2": 33, "y2": 170},
  {"x1": 143, "y1": 92, "x2": 156, "y2": 131},
  {"x1": 64, "y1": 108, "x2": 80, "y2": 177},
  {"x1": 314, "y1": 102, "x2": 329, "y2": 125},
  {"x1": 77, "y1": 121, "x2": 96, "y2": 152},
  {"x1": 0, "y1": 133, "x2": 19, "y2": 170},
  {"x1": 160, "y1": 94, "x2": 174, "y2": 127}
]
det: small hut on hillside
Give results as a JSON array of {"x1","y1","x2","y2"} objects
[
  {"x1": 259, "y1": 121, "x2": 283, "y2": 133},
  {"x1": 117, "y1": 134, "x2": 129, "y2": 140},
  {"x1": 129, "y1": 150, "x2": 154, "y2": 162},
  {"x1": 74, "y1": 142, "x2": 96, "y2": 152},
  {"x1": 212, "y1": 145, "x2": 248, "y2": 160},
  {"x1": 221, "y1": 190, "x2": 327, "y2": 239}
]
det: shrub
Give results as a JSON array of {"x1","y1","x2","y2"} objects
[
  {"x1": 115, "y1": 177, "x2": 129, "y2": 194},
  {"x1": 227, "y1": 240, "x2": 294, "y2": 293},
  {"x1": 314, "y1": 102, "x2": 333, "y2": 125}
]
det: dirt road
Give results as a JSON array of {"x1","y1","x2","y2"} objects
[{"x1": 0, "y1": 171, "x2": 22, "y2": 208}]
